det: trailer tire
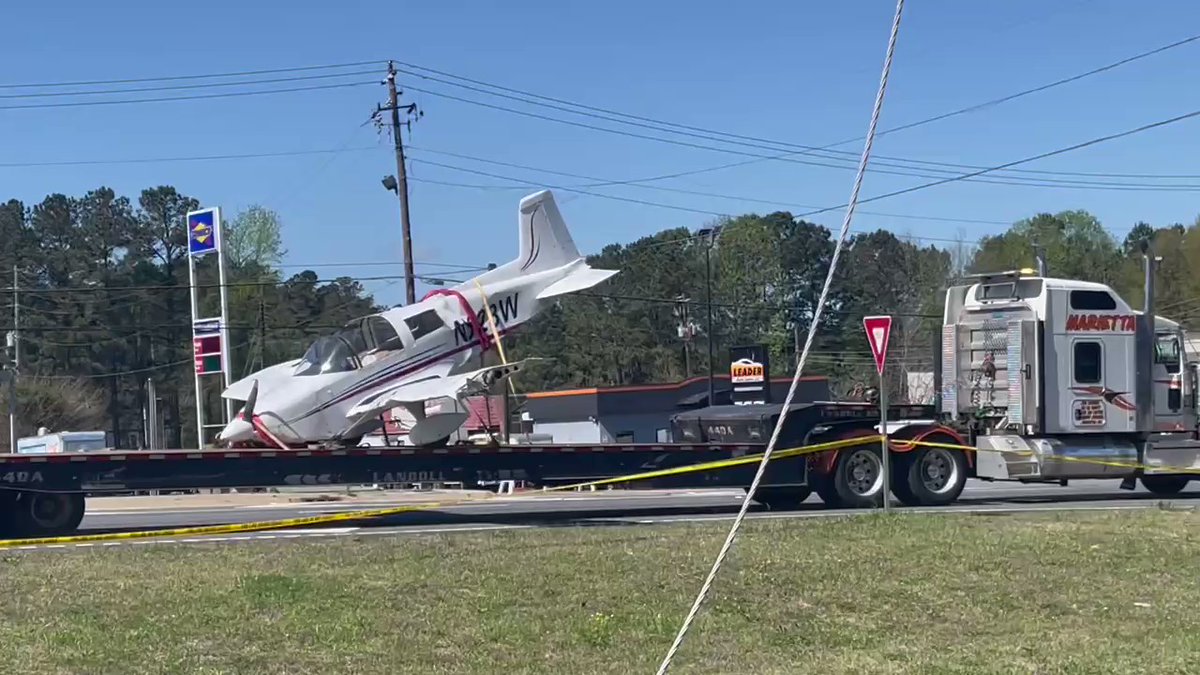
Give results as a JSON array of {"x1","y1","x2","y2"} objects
[
  {"x1": 11, "y1": 492, "x2": 85, "y2": 538},
  {"x1": 827, "y1": 444, "x2": 886, "y2": 508},
  {"x1": 901, "y1": 446, "x2": 967, "y2": 506},
  {"x1": 1141, "y1": 475, "x2": 1190, "y2": 495},
  {"x1": 752, "y1": 487, "x2": 813, "y2": 510},
  {"x1": 888, "y1": 452, "x2": 919, "y2": 506}
]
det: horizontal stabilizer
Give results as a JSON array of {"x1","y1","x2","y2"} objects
[{"x1": 536, "y1": 266, "x2": 618, "y2": 300}]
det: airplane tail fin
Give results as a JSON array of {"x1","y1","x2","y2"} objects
[
  {"x1": 514, "y1": 190, "x2": 580, "y2": 274},
  {"x1": 467, "y1": 190, "x2": 589, "y2": 286}
]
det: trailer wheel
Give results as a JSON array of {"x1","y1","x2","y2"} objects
[
  {"x1": 1141, "y1": 475, "x2": 1190, "y2": 495},
  {"x1": 827, "y1": 445, "x2": 886, "y2": 508},
  {"x1": 12, "y1": 492, "x2": 85, "y2": 538},
  {"x1": 752, "y1": 487, "x2": 813, "y2": 510},
  {"x1": 888, "y1": 452, "x2": 919, "y2": 506},
  {"x1": 901, "y1": 446, "x2": 967, "y2": 506}
]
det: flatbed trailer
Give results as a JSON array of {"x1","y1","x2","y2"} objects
[{"x1": 0, "y1": 401, "x2": 932, "y2": 539}]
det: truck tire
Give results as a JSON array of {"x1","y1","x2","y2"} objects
[
  {"x1": 1141, "y1": 475, "x2": 1190, "y2": 495},
  {"x1": 899, "y1": 446, "x2": 967, "y2": 506},
  {"x1": 752, "y1": 487, "x2": 813, "y2": 510},
  {"x1": 888, "y1": 452, "x2": 919, "y2": 506},
  {"x1": 11, "y1": 492, "x2": 86, "y2": 538},
  {"x1": 824, "y1": 444, "x2": 886, "y2": 508}
]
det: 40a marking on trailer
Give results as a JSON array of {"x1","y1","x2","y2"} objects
[{"x1": 1, "y1": 471, "x2": 44, "y2": 484}]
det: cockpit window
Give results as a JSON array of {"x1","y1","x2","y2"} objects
[
  {"x1": 405, "y1": 309, "x2": 446, "y2": 341},
  {"x1": 336, "y1": 319, "x2": 369, "y2": 355},
  {"x1": 294, "y1": 336, "x2": 360, "y2": 376},
  {"x1": 367, "y1": 316, "x2": 403, "y2": 351}
]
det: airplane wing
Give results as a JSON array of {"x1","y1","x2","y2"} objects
[{"x1": 344, "y1": 359, "x2": 538, "y2": 421}]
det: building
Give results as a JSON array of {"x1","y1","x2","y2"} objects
[{"x1": 521, "y1": 374, "x2": 830, "y2": 444}]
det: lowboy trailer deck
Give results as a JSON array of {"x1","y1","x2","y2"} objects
[{"x1": 0, "y1": 401, "x2": 926, "y2": 539}]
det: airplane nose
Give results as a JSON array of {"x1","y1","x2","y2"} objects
[{"x1": 217, "y1": 418, "x2": 255, "y2": 444}]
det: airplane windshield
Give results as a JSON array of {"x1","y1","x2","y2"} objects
[{"x1": 294, "y1": 336, "x2": 360, "y2": 376}]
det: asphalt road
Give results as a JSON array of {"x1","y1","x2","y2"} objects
[{"x1": 60, "y1": 478, "x2": 1200, "y2": 546}]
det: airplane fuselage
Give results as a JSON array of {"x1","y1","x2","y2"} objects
[
  {"x1": 220, "y1": 266, "x2": 568, "y2": 446},
  {"x1": 218, "y1": 189, "x2": 618, "y2": 448}
]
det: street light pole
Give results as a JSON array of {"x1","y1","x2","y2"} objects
[{"x1": 705, "y1": 243, "x2": 715, "y2": 407}]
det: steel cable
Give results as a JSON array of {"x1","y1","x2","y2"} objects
[{"x1": 654, "y1": 0, "x2": 907, "y2": 671}]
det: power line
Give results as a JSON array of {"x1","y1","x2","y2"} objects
[
  {"x1": 411, "y1": 157, "x2": 732, "y2": 217},
  {"x1": 0, "y1": 146, "x2": 379, "y2": 169},
  {"x1": 0, "y1": 81, "x2": 376, "y2": 111},
  {"x1": 0, "y1": 59, "x2": 385, "y2": 90},
  {"x1": 392, "y1": 31, "x2": 1200, "y2": 183},
  {"x1": 402, "y1": 82, "x2": 1200, "y2": 192},
  {"x1": 407, "y1": 146, "x2": 1013, "y2": 226},
  {"x1": 405, "y1": 155, "x2": 1058, "y2": 250},
  {"x1": 10, "y1": 273, "x2": 414, "y2": 295},
  {"x1": 796, "y1": 104, "x2": 1200, "y2": 219},
  {"x1": 0, "y1": 69, "x2": 379, "y2": 100}
]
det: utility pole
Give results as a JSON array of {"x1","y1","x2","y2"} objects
[
  {"x1": 7, "y1": 265, "x2": 18, "y2": 452},
  {"x1": 697, "y1": 227, "x2": 721, "y2": 406},
  {"x1": 257, "y1": 292, "x2": 266, "y2": 372},
  {"x1": 377, "y1": 61, "x2": 422, "y2": 305}
]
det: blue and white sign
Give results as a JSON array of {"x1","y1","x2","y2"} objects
[{"x1": 187, "y1": 208, "x2": 220, "y2": 257}]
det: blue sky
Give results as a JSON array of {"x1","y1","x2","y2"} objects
[{"x1": 3, "y1": 0, "x2": 1200, "y2": 306}]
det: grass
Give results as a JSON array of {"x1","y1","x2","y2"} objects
[{"x1": 3, "y1": 509, "x2": 1200, "y2": 674}]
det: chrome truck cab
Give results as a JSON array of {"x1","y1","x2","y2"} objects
[{"x1": 939, "y1": 265, "x2": 1200, "y2": 491}]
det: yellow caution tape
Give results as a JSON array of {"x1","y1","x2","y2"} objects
[
  {"x1": 0, "y1": 435, "x2": 880, "y2": 548},
  {"x1": 8, "y1": 429, "x2": 1200, "y2": 549}
]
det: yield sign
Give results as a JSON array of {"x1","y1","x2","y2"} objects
[{"x1": 862, "y1": 315, "x2": 893, "y2": 375}]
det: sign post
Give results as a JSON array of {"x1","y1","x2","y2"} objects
[
  {"x1": 186, "y1": 207, "x2": 231, "y2": 448},
  {"x1": 863, "y1": 315, "x2": 893, "y2": 512}
]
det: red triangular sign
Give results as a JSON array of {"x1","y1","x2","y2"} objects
[{"x1": 863, "y1": 315, "x2": 893, "y2": 375}]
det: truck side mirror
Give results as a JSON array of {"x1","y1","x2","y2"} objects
[{"x1": 1189, "y1": 364, "x2": 1200, "y2": 412}]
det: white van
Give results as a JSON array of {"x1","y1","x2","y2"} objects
[{"x1": 15, "y1": 431, "x2": 109, "y2": 455}]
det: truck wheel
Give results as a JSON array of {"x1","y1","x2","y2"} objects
[
  {"x1": 901, "y1": 447, "x2": 967, "y2": 506},
  {"x1": 828, "y1": 445, "x2": 886, "y2": 508},
  {"x1": 12, "y1": 492, "x2": 86, "y2": 538},
  {"x1": 1141, "y1": 475, "x2": 1189, "y2": 495},
  {"x1": 752, "y1": 487, "x2": 813, "y2": 510},
  {"x1": 888, "y1": 452, "x2": 919, "y2": 506}
]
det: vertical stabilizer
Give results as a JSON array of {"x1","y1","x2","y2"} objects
[
  {"x1": 516, "y1": 190, "x2": 581, "y2": 274},
  {"x1": 471, "y1": 190, "x2": 584, "y2": 285}
]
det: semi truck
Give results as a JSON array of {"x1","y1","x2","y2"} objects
[
  {"x1": 674, "y1": 251, "x2": 1200, "y2": 508},
  {"x1": 1, "y1": 255, "x2": 1196, "y2": 538}
]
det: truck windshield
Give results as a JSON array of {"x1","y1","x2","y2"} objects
[{"x1": 294, "y1": 336, "x2": 360, "y2": 376}]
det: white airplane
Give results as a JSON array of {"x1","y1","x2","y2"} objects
[{"x1": 215, "y1": 189, "x2": 617, "y2": 449}]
